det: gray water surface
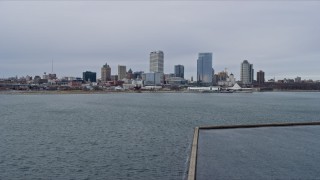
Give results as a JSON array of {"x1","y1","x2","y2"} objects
[{"x1": 0, "y1": 92, "x2": 319, "y2": 179}]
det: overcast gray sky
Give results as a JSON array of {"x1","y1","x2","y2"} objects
[{"x1": 0, "y1": 1, "x2": 319, "y2": 80}]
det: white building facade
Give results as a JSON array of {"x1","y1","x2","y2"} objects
[
  {"x1": 150, "y1": 51, "x2": 164, "y2": 73},
  {"x1": 240, "y1": 60, "x2": 254, "y2": 84}
]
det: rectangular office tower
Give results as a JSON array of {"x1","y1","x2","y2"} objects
[
  {"x1": 197, "y1": 53, "x2": 213, "y2": 86},
  {"x1": 118, "y1": 65, "x2": 127, "y2": 80},
  {"x1": 241, "y1": 60, "x2": 254, "y2": 84},
  {"x1": 83, "y1": 71, "x2": 96, "y2": 82},
  {"x1": 257, "y1": 70, "x2": 265, "y2": 84},
  {"x1": 150, "y1": 51, "x2": 164, "y2": 73},
  {"x1": 101, "y1": 63, "x2": 111, "y2": 82},
  {"x1": 174, "y1": 65, "x2": 184, "y2": 78}
]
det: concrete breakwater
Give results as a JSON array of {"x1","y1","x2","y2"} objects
[{"x1": 188, "y1": 122, "x2": 320, "y2": 180}]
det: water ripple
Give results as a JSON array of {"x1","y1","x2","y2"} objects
[{"x1": 0, "y1": 92, "x2": 319, "y2": 179}]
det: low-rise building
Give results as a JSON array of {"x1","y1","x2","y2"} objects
[
  {"x1": 188, "y1": 86, "x2": 220, "y2": 92},
  {"x1": 166, "y1": 77, "x2": 188, "y2": 85},
  {"x1": 142, "y1": 72, "x2": 162, "y2": 86}
]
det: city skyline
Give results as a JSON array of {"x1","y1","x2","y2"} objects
[
  {"x1": 1, "y1": 50, "x2": 318, "y2": 82},
  {"x1": 1, "y1": 1, "x2": 320, "y2": 80}
]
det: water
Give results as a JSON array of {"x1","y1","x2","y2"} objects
[{"x1": 0, "y1": 92, "x2": 319, "y2": 179}]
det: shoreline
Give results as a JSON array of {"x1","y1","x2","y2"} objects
[
  {"x1": 0, "y1": 90, "x2": 185, "y2": 95},
  {"x1": 0, "y1": 89, "x2": 319, "y2": 95}
]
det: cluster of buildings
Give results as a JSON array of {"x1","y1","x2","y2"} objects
[
  {"x1": 83, "y1": 52, "x2": 261, "y2": 88},
  {"x1": 81, "y1": 50, "x2": 188, "y2": 89},
  {"x1": 1, "y1": 51, "x2": 320, "y2": 91}
]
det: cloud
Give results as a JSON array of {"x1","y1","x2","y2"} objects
[{"x1": 0, "y1": 1, "x2": 319, "y2": 80}]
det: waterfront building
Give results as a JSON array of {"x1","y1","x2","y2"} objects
[
  {"x1": 174, "y1": 65, "x2": 184, "y2": 78},
  {"x1": 61, "y1": 76, "x2": 77, "y2": 81},
  {"x1": 166, "y1": 77, "x2": 188, "y2": 85},
  {"x1": 295, "y1": 76, "x2": 302, "y2": 83},
  {"x1": 164, "y1": 73, "x2": 178, "y2": 84},
  {"x1": 268, "y1": 78, "x2": 275, "y2": 83},
  {"x1": 48, "y1": 74, "x2": 57, "y2": 80},
  {"x1": 101, "y1": 63, "x2": 111, "y2": 82},
  {"x1": 212, "y1": 68, "x2": 215, "y2": 85},
  {"x1": 150, "y1": 51, "x2": 164, "y2": 73},
  {"x1": 188, "y1": 86, "x2": 220, "y2": 92},
  {"x1": 118, "y1": 65, "x2": 127, "y2": 80},
  {"x1": 257, "y1": 70, "x2": 265, "y2": 84},
  {"x1": 228, "y1": 73, "x2": 236, "y2": 86},
  {"x1": 217, "y1": 71, "x2": 228, "y2": 81},
  {"x1": 83, "y1": 71, "x2": 96, "y2": 82},
  {"x1": 133, "y1": 71, "x2": 144, "y2": 79},
  {"x1": 111, "y1": 75, "x2": 118, "y2": 81},
  {"x1": 281, "y1": 78, "x2": 294, "y2": 83},
  {"x1": 217, "y1": 71, "x2": 236, "y2": 87},
  {"x1": 164, "y1": 73, "x2": 175, "y2": 82},
  {"x1": 213, "y1": 74, "x2": 219, "y2": 85},
  {"x1": 68, "y1": 80, "x2": 82, "y2": 87},
  {"x1": 127, "y1": 69, "x2": 133, "y2": 79},
  {"x1": 43, "y1": 72, "x2": 49, "y2": 80},
  {"x1": 197, "y1": 53, "x2": 213, "y2": 86},
  {"x1": 131, "y1": 79, "x2": 143, "y2": 86},
  {"x1": 142, "y1": 72, "x2": 162, "y2": 86},
  {"x1": 122, "y1": 83, "x2": 136, "y2": 90},
  {"x1": 240, "y1": 60, "x2": 254, "y2": 84},
  {"x1": 33, "y1": 76, "x2": 42, "y2": 84},
  {"x1": 25, "y1": 75, "x2": 32, "y2": 81},
  {"x1": 43, "y1": 72, "x2": 57, "y2": 80}
]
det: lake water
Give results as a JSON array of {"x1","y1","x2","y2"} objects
[{"x1": 0, "y1": 92, "x2": 319, "y2": 179}]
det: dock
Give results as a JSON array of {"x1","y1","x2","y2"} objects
[{"x1": 188, "y1": 122, "x2": 320, "y2": 180}]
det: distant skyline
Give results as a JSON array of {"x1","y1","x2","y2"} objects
[{"x1": 1, "y1": 1, "x2": 320, "y2": 80}]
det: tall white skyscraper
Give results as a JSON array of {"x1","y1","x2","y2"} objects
[
  {"x1": 241, "y1": 60, "x2": 254, "y2": 84},
  {"x1": 150, "y1": 51, "x2": 164, "y2": 73}
]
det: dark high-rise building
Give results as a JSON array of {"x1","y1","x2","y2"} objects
[
  {"x1": 174, "y1": 65, "x2": 184, "y2": 78},
  {"x1": 83, "y1": 71, "x2": 96, "y2": 82},
  {"x1": 212, "y1": 68, "x2": 215, "y2": 84},
  {"x1": 197, "y1": 53, "x2": 213, "y2": 86},
  {"x1": 127, "y1": 68, "x2": 133, "y2": 79},
  {"x1": 257, "y1": 70, "x2": 265, "y2": 84},
  {"x1": 133, "y1": 71, "x2": 144, "y2": 79}
]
